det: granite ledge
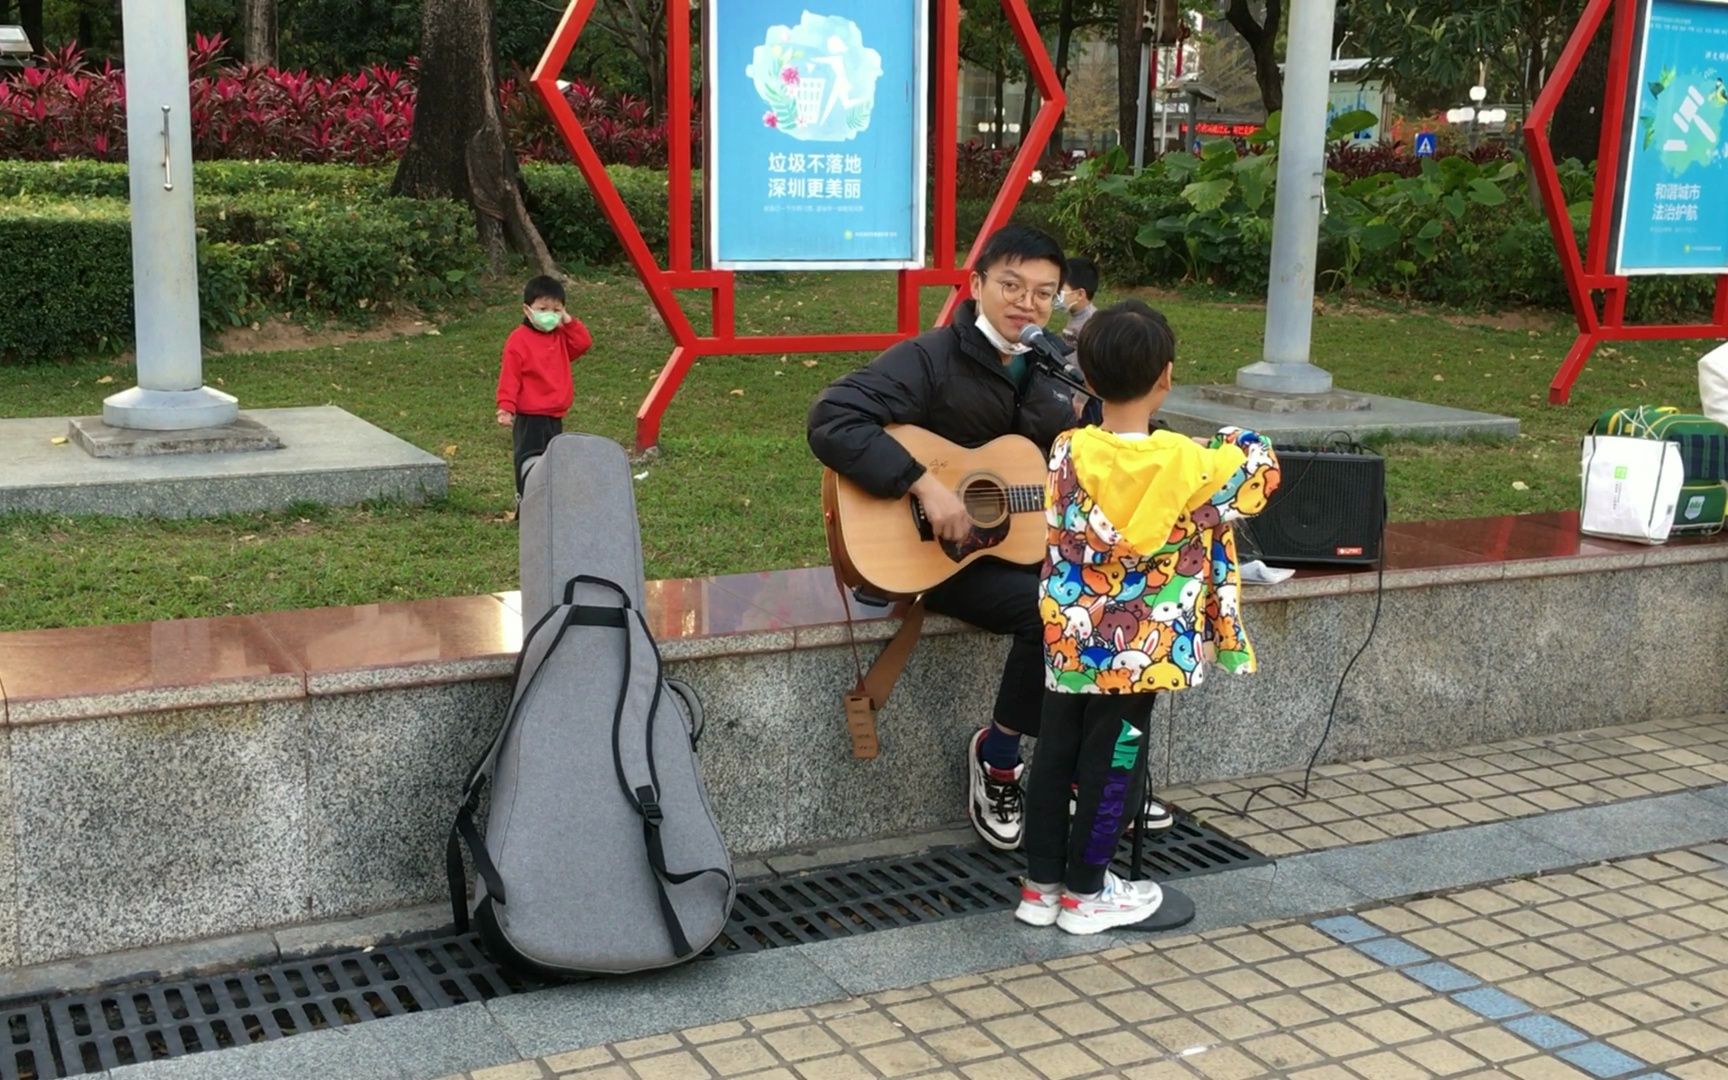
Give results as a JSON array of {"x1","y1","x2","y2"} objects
[{"x1": 5, "y1": 673, "x2": 307, "y2": 727}]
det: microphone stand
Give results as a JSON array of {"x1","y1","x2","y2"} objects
[{"x1": 1025, "y1": 346, "x2": 1099, "y2": 403}]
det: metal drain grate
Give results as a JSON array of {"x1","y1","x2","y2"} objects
[{"x1": 0, "y1": 815, "x2": 1262, "y2": 1078}]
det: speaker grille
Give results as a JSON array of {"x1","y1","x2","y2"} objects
[{"x1": 1241, "y1": 446, "x2": 1385, "y2": 566}]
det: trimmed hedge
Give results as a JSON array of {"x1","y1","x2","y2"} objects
[
  {"x1": 0, "y1": 199, "x2": 136, "y2": 357},
  {"x1": 0, "y1": 161, "x2": 681, "y2": 360}
]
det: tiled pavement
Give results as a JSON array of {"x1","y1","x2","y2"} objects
[
  {"x1": 448, "y1": 844, "x2": 1728, "y2": 1080},
  {"x1": 1160, "y1": 716, "x2": 1728, "y2": 858},
  {"x1": 422, "y1": 716, "x2": 1728, "y2": 1080}
]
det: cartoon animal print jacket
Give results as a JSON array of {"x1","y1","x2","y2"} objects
[{"x1": 1040, "y1": 426, "x2": 1281, "y2": 695}]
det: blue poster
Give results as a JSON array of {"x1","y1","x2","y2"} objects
[
  {"x1": 1615, "y1": 0, "x2": 1728, "y2": 275},
  {"x1": 707, "y1": 1, "x2": 927, "y2": 269}
]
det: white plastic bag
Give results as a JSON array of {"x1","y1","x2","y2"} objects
[
  {"x1": 1580, "y1": 434, "x2": 1683, "y2": 545},
  {"x1": 1700, "y1": 340, "x2": 1728, "y2": 427}
]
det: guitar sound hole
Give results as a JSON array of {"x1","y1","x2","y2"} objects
[{"x1": 960, "y1": 477, "x2": 1009, "y2": 529}]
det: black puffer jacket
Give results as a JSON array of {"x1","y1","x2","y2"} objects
[{"x1": 807, "y1": 300, "x2": 1079, "y2": 498}]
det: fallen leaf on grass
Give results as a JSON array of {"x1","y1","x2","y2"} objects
[
  {"x1": 802, "y1": 360, "x2": 819, "y2": 368},
  {"x1": 1432, "y1": 374, "x2": 1444, "y2": 382},
  {"x1": 729, "y1": 388, "x2": 745, "y2": 396},
  {"x1": 49, "y1": 436, "x2": 67, "y2": 446},
  {"x1": 96, "y1": 375, "x2": 114, "y2": 384},
  {"x1": 1512, "y1": 481, "x2": 1529, "y2": 491},
  {"x1": 442, "y1": 444, "x2": 459, "y2": 457}
]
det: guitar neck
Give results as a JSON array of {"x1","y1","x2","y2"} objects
[{"x1": 1003, "y1": 485, "x2": 1047, "y2": 513}]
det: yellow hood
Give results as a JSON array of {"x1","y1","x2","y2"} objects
[{"x1": 1069, "y1": 427, "x2": 1248, "y2": 554}]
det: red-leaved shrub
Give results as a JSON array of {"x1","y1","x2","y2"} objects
[{"x1": 0, "y1": 35, "x2": 697, "y2": 167}]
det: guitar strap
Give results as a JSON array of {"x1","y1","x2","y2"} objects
[{"x1": 830, "y1": 562, "x2": 925, "y2": 760}]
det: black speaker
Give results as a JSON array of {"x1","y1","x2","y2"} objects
[{"x1": 1239, "y1": 443, "x2": 1386, "y2": 567}]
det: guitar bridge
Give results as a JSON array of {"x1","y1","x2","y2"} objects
[{"x1": 910, "y1": 498, "x2": 934, "y2": 542}]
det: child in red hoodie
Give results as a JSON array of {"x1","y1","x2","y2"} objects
[{"x1": 496, "y1": 275, "x2": 593, "y2": 495}]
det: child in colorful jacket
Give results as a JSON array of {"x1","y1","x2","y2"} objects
[{"x1": 1017, "y1": 300, "x2": 1281, "y2": 935}]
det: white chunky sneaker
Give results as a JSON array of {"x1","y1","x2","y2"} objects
[
  {"x1": 1056, "y1": 871, "x2": 1164, "y2": 935},
  {"x1": 967, "y1": 728, "x2": 1025, "y2": 851},
  {"x1": 1069, "y1": 786, "x2": 1176, "y2": 832},
  {"x1": 1014, "y1": 881, "x2": 1062, "y2": 927}
]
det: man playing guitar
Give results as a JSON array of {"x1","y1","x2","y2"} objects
[{"x1": 808, "y1": 224, "x2": 1172, "y2": 850}]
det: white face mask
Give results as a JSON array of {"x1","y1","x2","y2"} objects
[{"x1": 975, "y1": 313, "x2": 1031, "y2": 355}]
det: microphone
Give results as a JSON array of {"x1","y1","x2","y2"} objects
[{"x1": 1018, "y1": 324, "x2": 1095, "y2": 400}]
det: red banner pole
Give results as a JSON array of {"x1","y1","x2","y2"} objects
[{"x1": 668, "y1": 0, "x2": 693, "y2": 273}]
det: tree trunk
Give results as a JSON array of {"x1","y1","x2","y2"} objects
[
  {"x1": 1225, "y1": 0, "x2": 1284, "y2": 115},
  {"x1": 993, "y1": 68, "x2": 1005, "y2": 148},
  {"x1": 1116, "y1": 0, "x2": 1143, "y2": 160},
  {"x1": 1018, "y1": 64, "x2": 1036, "y2": 148},
  {"x1": 392, "y1": 0, "x2": 556, "y2": 275},
  {"x1": 18, "y1": 0, "x2": 42, "y2": 52},
  {"x1": 243, "y1": 0, "x2": 277, "y2": 68},
  {"x1": 1051, "y1": 0, "x2": 1077, "y2": 152}
]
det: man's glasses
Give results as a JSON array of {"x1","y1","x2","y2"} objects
[{"x1": 984, "y1": 275, "x2": 1059, "y2": 308}]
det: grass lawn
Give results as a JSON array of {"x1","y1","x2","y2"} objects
[{"x1": 0, "y1": 268, "x2": 1712, "y2": 633}]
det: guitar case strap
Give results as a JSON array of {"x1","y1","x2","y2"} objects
[{"x1": 829, "y1": 562, "x2": 925, "y2": 760}]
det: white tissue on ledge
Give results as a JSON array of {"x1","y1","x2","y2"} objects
[{"x1": 1241, "y1": 559, "x2": 1296, "y2": 586}]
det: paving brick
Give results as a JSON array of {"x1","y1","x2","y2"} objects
[
  {"x1": 857, "y1": 1040, "x2": 940, "y2": 1076},
  {"x1": 1206, "y1": 967, "x2": 1284, "y2": 1001},
  {"x1": 1599, "y1": 989, "x2": 1685, "y2": 1025},
  {"x1": 1041, "y1": 1001, "x2": 1117, "y2": 1038},
  {"x1": 790, "y1": 1055, "x2": 875, "y2": 1080},
  {"x1": 1120, "y1": 1062, "x2": 1203, "y2": 1080},
  {"x1": 942, "y1": 987, "x2": 1019, "y2": 1022},
  {"x1": 1355, "y1": 971, "x2": 1431, "y2": 1005},
  {"x1": 981, "y1": 1014, "x2": 1064, "y2": 1051},
  {"x1": 617, "y1": 1036, "x2": 684, "y2": 1059},
  {"x1": 630, "y1": 1051, "x2": 714, "y2": 1080},
  {"x1": 1248, "y1": 993, "x2": 1329, "y2": 1028},
  {"x1": 1309, "y1": 947, "x2": 1386, "y2": 978},
  {"x1": 1141, "y1": 1016, "x2": 1220, "y2": 1054},
  {"x1": 1286, "y1": 1067, "x2": 1360, "y2": 1080},
  {"x1": 823, "y1": 1012, "x2": 905, "y2": 1049},
  {"x1": 1264, "y1": 925, "x2": 1336, "y2": 953},
  {"x1": 1451, "y1": 890, "x2": 1521, "y2": 916},
  {"x1": 1398, "y1": 998, "x2": 1485, "y2": 1033},
  {"x1": 1452, "y1": 1025, "x2": 1542, "y2": 1064},
  {"x1": 1659, "y1": 1015, "x2": 1728, "y2": 1053},
  {"x1": 697, "y1": 1040, "x2": 780, "y2": 1076},
  {"x1": 1193, "y1": 1004, "x2": 1276, "y2": 1041},
  {"x1": 1259, "y1": 957, "x2": 1333, "y2": 989},
  {"x1": 1097, "y1": 990, "x2": 1175, "y2": 1024},
  {"x1": 1351, "y1": 1007, "x2": 1434, "y2": 1045},
  {"x1": 956, "y1": 1059, "x2": 1040, "y2": 1080},
  {"x1": 1080, "y1": 1029, "x2": 1159, "y2": 1067},
  {"x1": 1498, "y1": 975, "x2": 1579, "y2": 1010},
  {"x1": 1018, "y1": 1041, "x2": 1104, "y2": 1080},
  {"x1": 1503, "y1": 1058, "x2": 1593, "y2": 1080},
  {"x1": 749, "y1": 1009, "x2": 816, "y2": 1032},
  {"x1": 558, "y1": 1068, "x2": 630, "y2": 1080},
  {"x1": 1167, "y1": 943, "x2": 1241, "y2": 975},
  {"x1": 763, "y1": 1026, "x2": 844, "y2": 1063},
  {"x1": 685, "y1": 1024, "x2": 750, "y2": 1046},
  {"x1": 1341, "y1": 1050, "x2": 1433, "y2": 1080},
  {"x1": 1301, "y1": 983, "x2": 1381, "y2": 1017},
  {"x1": 1157, "y1": 978, "x2": 1234, "y2": 1012},
  {"x1": 1211, "y1": 934, "x2": 1289, "y2": 965},
  {"x1": 1364, "y1": 908, "x2": 1432, "y2": 934},
  {"x1": 1186, "y1": 1045, "x2": 1270, "y2": 1080},
  {"x1": 1001, "y1": 976, "x2": 1079, "y2": 1009},
  {"x1": 1294, "y1": 1020, "x2": 1379, "y2": 1058},
  {"x1": 1397, "y1": 1039, "x2": 1485, "y2": 1077},
  {"x1": 1604, "y1": 1025, "x2": 1691, "y2": 1064},
  {"x1": 544, "y1": 1049, "x2": 615, "y2": 1072},
  {"x1": 921, "y1": 1027, "x2": 1002, "y2": 1066}
]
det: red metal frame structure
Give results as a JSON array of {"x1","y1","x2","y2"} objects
[
  {"x1": 532, "y1": 0, "x2": 1066, "y2": 453},
  {"x1": 1525, "y1": 0, "x2": 1728, "y2": 405}
]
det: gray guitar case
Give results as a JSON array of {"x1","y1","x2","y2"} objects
[{"x1": 448, "y1": 433, "x2": 735, "y2": 976}]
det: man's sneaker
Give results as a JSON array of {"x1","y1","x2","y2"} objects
[
  {"x1": 1069, "y1": 786, "x2": 1176, "y2": 832},
  {"x1": 967, "y1": 728, "x2": 1025, "y2": 851},
  {"x1": 1014, "y1": 881, "x2": 1061, "y2": 927},
  {"x1": 1057, "y1": 872, "x2": 1164, "y2": 935}
]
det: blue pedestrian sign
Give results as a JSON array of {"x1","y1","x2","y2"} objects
[{"x1": 1414, "y1": 131, "x2": 1438, "y2": 158}]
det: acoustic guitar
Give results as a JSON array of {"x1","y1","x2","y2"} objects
[{"x1": 821, "y1": 425, "x2": 1049, "y2": 599}]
